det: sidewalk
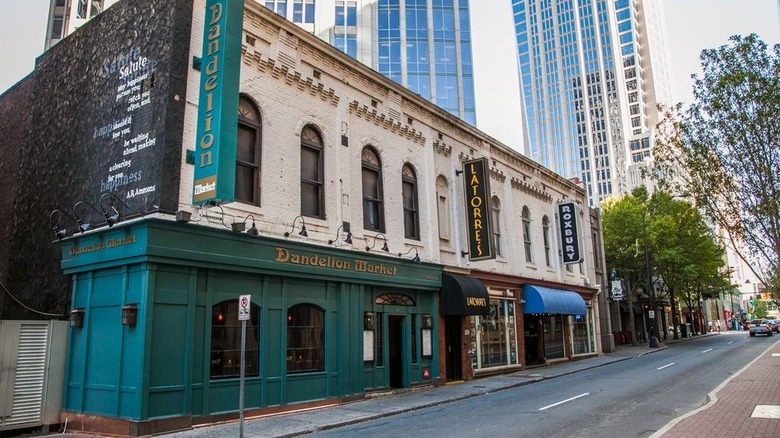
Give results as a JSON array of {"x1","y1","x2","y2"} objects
[
  {"x1": 61, "y1": 332, "x2": 779, "y2": 438},
  {"x1": 652, "y1": 334, "x2": 780, "y2": 438}
]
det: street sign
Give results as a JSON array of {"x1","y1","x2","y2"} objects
[
  {"x1": 239, "y1": 294, "x2": 251, "y2": 321},
  {"x1": 649, "y1": 310, "x2": 655, "y2": 319}
]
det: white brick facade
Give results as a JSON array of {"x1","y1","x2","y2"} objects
[{"x1": 180, "y1": 0, "x2": 600, "y2": 293}]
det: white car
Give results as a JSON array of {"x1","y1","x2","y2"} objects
[{"x1": 749, "y1": 320, "x2": 773, "y2": 337}]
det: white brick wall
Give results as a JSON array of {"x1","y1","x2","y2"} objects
[{"x1": 178, "y1": 0, "x2": 599, "y2": 291}]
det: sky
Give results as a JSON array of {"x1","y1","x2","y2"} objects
[{"x1": 1, "y1": 0, "x2": 779, "y2": 152}]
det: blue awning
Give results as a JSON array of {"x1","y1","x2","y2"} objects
[{"x1": 522, "y1": 285, "x2": 587, "y2": 315}]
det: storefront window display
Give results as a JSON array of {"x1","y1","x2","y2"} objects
[
  {"x1": 470, "y1": 299, "x2": 518, "y2": 369},
  {"x1": 570, "y1": 307, "x2": 596, "y2": 355}
]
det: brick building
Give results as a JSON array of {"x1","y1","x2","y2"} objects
[{"x1": 0, "y1": 0, "x2": 610, "y2": 435}]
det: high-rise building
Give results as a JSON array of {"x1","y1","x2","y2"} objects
[
  {"x1": 45, "y1": 0, "x2": 120, "y2": 49},
  {"x1": 262, "y1": 0, "x2": 477, "y2": 125},
  {"x1": 511, "y1": 0, "x2": 672, "y2": 204},
  {"x1": 45, "y1": 1, "x2": 476, "y2": 125}
]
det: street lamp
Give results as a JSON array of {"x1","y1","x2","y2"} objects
[{"x1": 642, "y1": 209, "x2": 659, "y2": 348}]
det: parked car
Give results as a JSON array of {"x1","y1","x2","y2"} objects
[
  {"x1": 749, "y1": 319, "x2": 773, "y2": 337},
  {"x1": 770, "y1": 319, "x2": 780, "y2": 333}
]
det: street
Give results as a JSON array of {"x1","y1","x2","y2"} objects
[{"x1": 305, "y1": 333, "x2": 774, "y2": 438}]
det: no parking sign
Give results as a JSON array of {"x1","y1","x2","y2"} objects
[{"x1": 239, "y1": 294, "x2": 251, "y2": 320}]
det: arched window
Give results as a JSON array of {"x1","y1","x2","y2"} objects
[
  {"x1": 402, "y1": 163, "x2": 420, "y2": 239},
  {"x1": 491, "y1": 196, "x2": 502, "y2": 256},
  {"x1": 362, "y1": 147, "x2": 384, "y2": 232},
  {"x1": 300, "y1": 125, "x2": 324, "y2": 218},
  {"x1": 522, "y1": 206, "x2": 533, "y2": 263},
  {"x1": 543, "y1": 215, "x2": 552, "y2": 267},
  {"x1": 210, "y1": 300, "x2": 260, "y2": 379},
  {"x1": 287, "y1": 304, "x2": 325, "y2": 373},
  {"x1": 236, "y1": 95, "x2": 262, "y2": 205}
]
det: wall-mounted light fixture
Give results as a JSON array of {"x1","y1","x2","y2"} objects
[
  {"x1": 70, "y1": 308, "x2": 85, "y2": 328},
  {"x1": 73, "y1": 200, "x2": 105, "y2": 233},
  {"x1": 99, "y1": 193, "x2": 135, "y2": 227},
  {"x1": 49, "y1": 209, "x2": 80, "y2": 241},
  {"x1": 284, "y1": 215, "x2": 308, "y2": 237},
  {"x1": 421, "y1": 314, "x2": 432, "y2": 329},
  {"x1": 328, "y1": 223, "x2": 352, "y2": 245},
  {"x1": 121, "y1": 304, "x2": 138, "y2": 327},
  {"x1": 398, "y1": 247, "x2": 421, "y2": 263},
  {"x1": 232, "y1": 214, "x2": 259, "y2": 236},
  {"x1": 365, "y1": 233, "x2": 389, "y2": 252},
  {"x1": 364, "y1": 311, "x2": 375, "y2": 330}
]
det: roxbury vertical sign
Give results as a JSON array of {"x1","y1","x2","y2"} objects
[
  {"x1": 193, "y1": 0, "x2": 243, "y2": 204},
  {"x1": 557, "y1": 202, "x2": 582, "y2": 264},
  {"x1": 463, "y1": 157, "x2": 495, "y2": 261}
]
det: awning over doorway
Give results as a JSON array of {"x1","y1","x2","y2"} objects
[
  {"x1": 441, "y1": 274, "x2": 490, "y2": 316},
  {"x1": 522, "y1": 285, "x2": 587, "y2": 315}
]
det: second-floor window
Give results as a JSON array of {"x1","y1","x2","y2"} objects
[
  {"x1": 236, "y1": 95, "x2": 262, "y2": 206},
  {"x1": 300, "y1": 125, "x2": 324, "y2": 218},
  {"x1": 491, "y1": 196, "x2": 502, "y2": 257},
  {"x1": 522, "y1": 206, "x2": 533, "y2": 263},
  {"x1": 362, "y1": 147, "x2": 384, "y2": 232},
  {"x1": 402, "y1": 163, "x2": 420, "y2": 239},
  {"x1": 435, "y1": 176, "x2": 451, "y2": 241},
  {"x1": 543, "y1": 216, "x2": 552, "y2": 267}
]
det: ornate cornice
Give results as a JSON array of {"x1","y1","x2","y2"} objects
[{"x1": 348, "y1": 101, "x2": 425, "y2": 145}]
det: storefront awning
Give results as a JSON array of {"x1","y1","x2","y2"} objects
[
  {"x1": 441, "y1": 274, "x2": 490, "y2": 316},
  {"x1": 522, "y1": 285, "x2": 587, "y2": 315}
]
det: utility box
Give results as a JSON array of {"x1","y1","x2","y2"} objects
[{"x1": 0, "y1": 320, "x2": 68, "y2": 432}]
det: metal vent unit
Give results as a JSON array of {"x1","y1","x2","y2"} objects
[{"x1": 0, "y1": 320, "x2": 67, "y2": 432}]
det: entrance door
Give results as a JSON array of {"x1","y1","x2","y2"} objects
[
  {"x1": 444, "y1": 316, "x2": 462, "y2": 381},
  {"x1": 388, "y1": 315, "x2": 405, "y2": 388},
  {"x1": 524, "y1": 315, "x2": 544, "y2": 365}
]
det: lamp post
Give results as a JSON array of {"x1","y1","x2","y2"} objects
[{"x1": 642, "y1": 210, "x2": 659, "y2": 348}]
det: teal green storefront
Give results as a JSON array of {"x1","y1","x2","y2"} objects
[{"x1": 59, "y1": 219, "x2": 442, "y2": 436}]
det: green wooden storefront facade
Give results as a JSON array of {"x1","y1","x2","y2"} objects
[{"x1": 60, "y1": 219, "x2": 441, "y2": 429}]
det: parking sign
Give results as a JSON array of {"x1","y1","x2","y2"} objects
[{"x1": 238, "y1": 295, "x2": 251, "y2": 321}]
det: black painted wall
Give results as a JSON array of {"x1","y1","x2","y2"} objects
[{"x1": 1, "y1": 0, "x2": 193, "y2": 318}]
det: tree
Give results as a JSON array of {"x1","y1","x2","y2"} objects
[
  {"x1": 603, "y1": 190, "x2": 726, "y2": 340},
  {"x1": 653, "y1": 34, "x2": 780, "y2": 299},
  {"x1": 601, "y1": 192, "x2": 647, "y2": 345}
]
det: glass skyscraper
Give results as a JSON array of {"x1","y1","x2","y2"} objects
[
  {"x1": 264, "y1": 0, "x2": 476, "y2": 125},
  {"x1": 512, "y1": 0, "x2": 672, "y2": 204}
]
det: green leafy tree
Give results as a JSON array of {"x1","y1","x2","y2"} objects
[
  {"x1": 654, "y1": 34, "x2": 780, "y2": 300},
  {"x1": 602, "y1": 192, "x2": 646, "y2": 344},
  {"x1": 604, "y1": 190, "x2": 726, "y2": 340},
  {"x1": 752, "y1": 300, "x2": 768, "y2": 320}
]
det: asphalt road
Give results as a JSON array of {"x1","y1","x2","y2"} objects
[{"x1": 306, "y1": 332, "x2": 772, "y2": 438}]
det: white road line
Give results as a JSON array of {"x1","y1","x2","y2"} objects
[
  {"x1": 539, "y1": 393, "x2": 590, "y2": 411},
  {"x1": 727, "y1": 341, "x2": 734, "y2": 345},
  {"x1": 702, "y1": 348, "x2": 713, "y2": 353},
  {"x1": 657, "y1": 362, "x2": 676, "y2": 370}
]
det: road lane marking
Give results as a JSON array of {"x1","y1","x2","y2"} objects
[
  {"x1": 702, "y1": 348, "x2": 713, "y2": 353},
  {"x1": 727, "y1": 341, "x2": 734, "y2": 345},
  {"x1": 539, "y1": 393, "x2": 590, "y2": 411},
  {"x1": 657, "y1": 362, "x2": 676, "y2": 370}
]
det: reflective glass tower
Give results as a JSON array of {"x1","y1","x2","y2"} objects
[
  {"x1": 512, "y1": 0, "x2": 671, "y2": 204},
  {"x1": 264, "y1": 0, "x2": 476, "y2": 125},
  {"x1": 47, "y1": 0, "x2": 477, "y2": 125}
]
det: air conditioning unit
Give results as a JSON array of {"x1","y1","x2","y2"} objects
[{"x1": 0, "y1": 320, "x2": 68, "y2": 433}]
